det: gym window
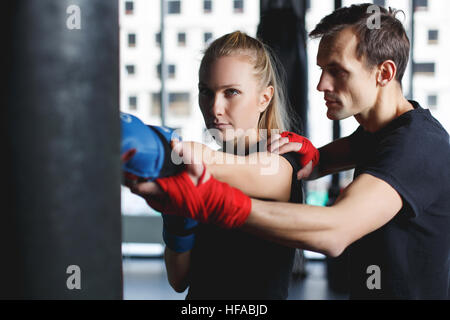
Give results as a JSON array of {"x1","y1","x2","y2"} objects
[
  {"x1": 128, "y1": 33, "x2": 136, "y2": 47},
  {"x1": 155, "y1": 32, "x2": 161, "y2": 47},
  {"x1": 128, "y1": 96, "x2": 137, "y2": 110},
  {"x1": 168, "y1": 65, "x2": 176, "y2": 78},
  {"x1": 415, "y1": 0, "x2": 428, "y2": 10},
  {"x1": 204, "y1": 0, "x2": 212, "y2": 13},
  {"x1": 152, "y1": 92, "x2": 191, "y2": 117},
  {"x1": 125, "y1": 1, "x2": 134, "y2": 15},
  {"x1": 125, "y1": 65, "x2": 135, "y2": 75},
  {"x1": 233, "y1": 0, "x2": 244, "y2": 13},
  {"x1": 157, "y1": 64, "x2": 176, "y2": 79},
  {"x1": 413, "y1": 62, "x2": 435, "y2": 75},
  {"x1": 204, "y1": 32, "x2": 213, "y2": 44},
  {"x1": 428, "y1": 30, "x2": 438, "y2": 44},
  {"x1": 373, "y1": 0, "x2": 385, "y2": 7},
  {"x1": 427, "y1": 94, "x2": 438, "y2": 108},
  {"x1": 169, "y1": 93, "x2": 191, "y2": 116},
  {"x1": 168, "y1": 0, "x2": 181, "y2": 14},
  {"x1": 177, "y1": 32, "x2": 186, "y2": 46}
]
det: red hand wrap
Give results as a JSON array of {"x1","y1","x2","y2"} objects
[
  {"x1": 147, "y1": 170, "x2": 251, "y2": 229},
  {"x1": 280, "y1": 132, "x2": 320, "y2": 168}
]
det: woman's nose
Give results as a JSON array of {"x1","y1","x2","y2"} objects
[{"x1": 211, "y1": 95, "x2": 225, "y2": 116}]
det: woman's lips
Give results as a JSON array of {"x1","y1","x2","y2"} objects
[{"x1": 212, "y1": 123, "x2": 233, "y2": 130}]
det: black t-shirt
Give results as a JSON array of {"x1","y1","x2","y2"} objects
[
  {"x1": 186, "y1": 151, "x2": 303, "y2": 300},
  {"x1": 347, "y1": 101, "x2": 450, "y2": 299}
]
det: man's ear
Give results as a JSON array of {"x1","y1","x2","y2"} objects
[
  {"x1": 377, "y1": 60, "x2": 397, "y2": 87},
  {"x1": 259, "y1": 85, "x2": 274, "y2": 112}
]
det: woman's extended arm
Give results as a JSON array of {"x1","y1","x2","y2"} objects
[
  {"x1": 157, "y1": 141, "x2": 296, "y2": 293},
  {"x1": 164, "y1": 247, "x2": 191, "y2": 293},
  {"x1": 178, "y1": 141, "x2": 294, "y2": 202}
]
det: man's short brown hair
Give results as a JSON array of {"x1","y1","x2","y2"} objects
[{"x1": 310, "y1": 3, "x2": 410, "y2": 83}]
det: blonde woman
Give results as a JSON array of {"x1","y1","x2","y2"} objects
[{"x1": 128, "y1": 31, "x2": 318, "y2": 299}]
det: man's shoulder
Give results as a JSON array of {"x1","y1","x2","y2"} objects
[
  {"x1": 386, "y1": 106, "x2": 449, "y2": 160},
  {"x1": 352, "y1": 103, "x2": 450, "y2": 216},
  {"x1": 392, "y1": 102, "x2": 448, "y2": 138},
  {"x1": 353, "y1": 104, "x2": 449, "y2": 158}
]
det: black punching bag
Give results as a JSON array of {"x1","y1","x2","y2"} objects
[
  {"x1": 1, "y1": 0, "x2": 122, "y2": 299},
  {"x1": 258, "y1": 0, "x2": 309, "y2": 136}
]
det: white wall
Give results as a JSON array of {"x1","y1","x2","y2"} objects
[{"x1": 120, "y1": 0, "x2": 259, "y2": 142}]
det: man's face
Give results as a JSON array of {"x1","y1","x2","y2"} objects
[{"x1": 316, "y1": 27, "x2": 378, "y2": 120}]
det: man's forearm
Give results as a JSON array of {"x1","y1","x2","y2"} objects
[
  {"x1": 306, "y1": 137, "x2": 356, "y2": 180},
  {"x1": 241, "y1": 199, "x2": 344, "y2": 257}
]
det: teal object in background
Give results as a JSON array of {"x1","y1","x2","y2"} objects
[{"x1": 306, "y1": 191, "x2": 329, "y2": 206}]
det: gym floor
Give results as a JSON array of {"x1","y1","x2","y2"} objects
[{"x1": 122, "y1": 258, "x2": 349, "y2": 300}]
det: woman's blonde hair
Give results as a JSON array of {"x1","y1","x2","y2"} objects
[{"x1": 199, "y1": 31, "x2": 293, "y2": 136}]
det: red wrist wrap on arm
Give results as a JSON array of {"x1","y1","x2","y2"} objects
[
  {"x1": 148, "y1": 171, "x2": 251, "y2": 229},
  {"x1": 280, "y1": 132, "x2": 320, "y2": 168}
]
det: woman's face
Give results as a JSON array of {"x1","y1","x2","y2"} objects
[{"x1": 198, "y1": 55, "x2": 273, "y2": 143}]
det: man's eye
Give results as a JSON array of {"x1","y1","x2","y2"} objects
[{"x1": 330, "y1": 68, "x2": 345, "y2": 77}]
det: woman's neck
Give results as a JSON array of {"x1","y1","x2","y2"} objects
[{"x1": 222, "y1": 130, "x2": 263, "y2": 156}]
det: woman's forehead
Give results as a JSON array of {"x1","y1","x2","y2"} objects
[{"x1": 199, "y1": 55, "x2": 257, "y2": 85}]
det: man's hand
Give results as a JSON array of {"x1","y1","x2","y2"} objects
[{"x1": 268, "y1": 133, "x2": 318, "y2": 180}]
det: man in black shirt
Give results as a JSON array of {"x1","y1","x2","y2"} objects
[
  {"x1": 130, "y1": 4, "x2": 449, "y2": 299},
  {"x1": 260, "y1": 4, "x2": 449, "y2": 299},
  {"x1": 343, "y1": 100, "x2": 450, "y2": 299},
  {"x1": 258, "y1": 4, "x2": 450, "y2": 299}
]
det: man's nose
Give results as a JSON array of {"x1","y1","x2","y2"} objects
[{"x1": 316, "y1": 72, "x2": 333, "y2": 93}]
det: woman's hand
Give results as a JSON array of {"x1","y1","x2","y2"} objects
[{"x1": 123, "y1": 141, "x2": 211, "y2": 206}]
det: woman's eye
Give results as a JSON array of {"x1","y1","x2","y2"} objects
[
  {"x1": 225, "y1": 89, "x2": 240, "y2": 97},
  {"x1": 199, "y1": 88, "x2": 211, "y2": 96}
]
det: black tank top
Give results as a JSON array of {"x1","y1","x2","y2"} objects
[{"x1": 186, "y1": 151, "x2": 303, "y2": 300}]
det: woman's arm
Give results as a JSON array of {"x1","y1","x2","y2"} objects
[
  {"x1": 164, "y1": 247, "x2": 191, "y2": 293},
  {"x1": 161, "y1": 141, "x2": 295, "y2": 292},
  {"x1": 178, "y1": 141, "x2": 293, "y2": 202}
]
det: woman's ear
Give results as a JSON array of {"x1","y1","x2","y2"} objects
[{"x1": 259, "y1": 85, "x2": 274, "y2": 113}]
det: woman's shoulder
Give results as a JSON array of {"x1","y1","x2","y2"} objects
[{"x1": 279, "y1": 152, "x2": 302, "y2": 172}]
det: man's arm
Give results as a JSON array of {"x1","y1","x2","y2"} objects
[
  {"x1": 129, "y1": 145, "x2": 402, "y2": 256},
  {"x1": 269, "y1": 134, "x2": 356, "y2": 180},
  {"x1": 310, "y1": 136, "x2": 356, "y2": 180},
  {"x1": 242, "y1": 173, "x2": 403, "y2": 257}
]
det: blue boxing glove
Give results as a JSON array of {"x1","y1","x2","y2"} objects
[
  {"x1": 162, "y1": 214, "x2": 199, "y2": 253},
  {"x1": 120, "y1": 112, "x2": 182, "y2": 182}
]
